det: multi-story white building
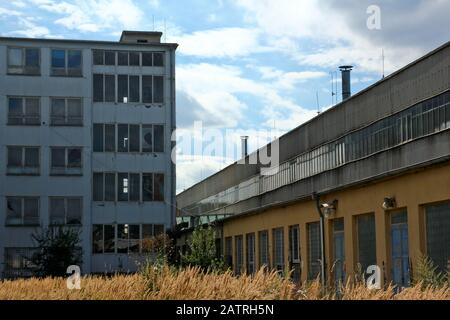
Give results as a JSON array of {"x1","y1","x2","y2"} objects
[{"x1": 0, "y1": 31, "x2": 177, "y2": 277}]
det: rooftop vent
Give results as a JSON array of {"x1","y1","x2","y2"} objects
[
  {"x1": 339, "y1": 65, "x2": 353, "y2": 101},
  {"x1": 241, "y1": 136, "x2": 249, "y2": 158},
  {"x1": 120, "y1": 31, "x2": 162, "y2": 44}
]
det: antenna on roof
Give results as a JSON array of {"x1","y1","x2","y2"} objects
[
  {"x1": 316, "y1": 91, "x2": 321, "y2": 115},
  {"x1": 382, "y1": 48, "x2": 385, "y2": 79},
  {"x1": 330, "y1": 71, "x2": 337, "y2": 106}
]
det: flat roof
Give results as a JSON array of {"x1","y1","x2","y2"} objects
[
  {"x1": 0, "y1": 35, "x2": 178, "y2": 49},
  {"x1": 177, "y1": 39, "x2": 450, "y2": 197}
]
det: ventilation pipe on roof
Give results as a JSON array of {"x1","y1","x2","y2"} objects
[
  {"x1": 241, "y1": 136, "x2": 249, "y2": 158},
  {"x1": 339, "y1": 65, "x2": 353, "y2": 101}
]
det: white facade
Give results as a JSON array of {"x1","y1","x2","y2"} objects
[{"x1": 0, "y1": 32, "x2": 177, "y2": 277}]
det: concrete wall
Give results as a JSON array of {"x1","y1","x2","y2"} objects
[{"x1": 0, "y1": 37, "x2": 176, "y2": 276}]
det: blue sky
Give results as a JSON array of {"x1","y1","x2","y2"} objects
[{"x1": 1, "y1": 0, "x2": 450, "y2": 192}]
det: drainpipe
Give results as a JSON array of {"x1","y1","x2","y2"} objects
[{"x1": 313, "y1": 192, "x2": 326, "y2": 287}]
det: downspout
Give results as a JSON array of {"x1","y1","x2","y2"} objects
[{"x1": 313, "y1": 192, "x2": 326, "y2": 287}]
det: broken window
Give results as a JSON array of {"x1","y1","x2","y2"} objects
[
  {"x1": 142, "y1": 173, "x2": 153, "y2": 201},
  {"x1": 142, "y1": 125, "x2": 153, "y2": 152},
  {"x1": 154, "y1": 173, "x2": 164, "y2": 201},
  {"x1": 6, "y1": 197, "x2": 39, "y2": 226},
  {"x1": 104, "y1": 224, "x2": 115, "y2": 253}
]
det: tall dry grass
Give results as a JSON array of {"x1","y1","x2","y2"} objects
[{"x1": 0, "y1": 266, "x2": 448, "y2": 300}]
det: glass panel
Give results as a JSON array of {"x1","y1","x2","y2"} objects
[
  {"x1": 130, "y1": 173, "x2": 140, "y2": 201},
  {"x1": 308, "y1": 222, "x2": 321, "y2": 280},
  {"x1": 105, "y1": 124, "x2": 116, "y2": 152},
  {"x1": 23, "y1": 198, "x2": 38, "y2": 225},
  {"x1": 51, "y1": 148, "x2": 66, "y2": 168},
  {"x1": 273, "y1": 228, "x2": 284, "y2": 271},
  {"x1": 129, "y1": 52, "x2": 140, "y2": 66},
  {"x1": 93, "y1": 124, "x2": 104, "y2": 152},
  {"x1": 154, "y1": 173, "x2": 164, "y2": 201},
  {"x1": 93, "y1": 74, "x2": 104, "y2": 102},
  {"x1": 357, "y1": 214, "x2": 376, "y2": 273},
  {"x1": 142, "y1": 125, "x2": 153, "y2": 152},
  {"x1": 117, "y1": 224, "x2": 128, "y2": 253},
  {"x1": 142, "y1": 76, "x2": 152, "y2": 103},
  {"x1": 25, "y1": 98, "x2": 40, "y2": 124},
  {"x1": 92, "y1": 225, "x2": 104, "y2": 253},
  {"x1": 68, "y1": 50, "x2": 81, "y2": 68},
  {"x1": 118, "y1": 75, "x2": 128, "y2": 103},
  {"x1": 129, "y1": 75, "x2": 139, "y2": 102},
  {"x1": 93, "y1": 50, "x2": 104, "y2": 65},
  {"x1": 8, "y1": 147, "x2": 22, "y2": 167},
  {"x1": 104, "y1": 75, "x2": 116, "y2": 102},
  {"x1": 117, "y1": 124, "x2": 129, "y2": 152},
  {"x1": 51, "y1": 49, "x2": 65, "y2": 68},
  {"x1": 259, "y1": 231, "x2": 269, "y2": 267},
  {"x1": 153, "y1": 125, "x2": 164, "y2": 152},
  {"x1": 67, "y1": 99, "x2": 82, "y2": 125},
  {"x1": 118, "y1": 52, "x2": 128, "y2": 66},
  {"x1": 93, "y1": 172, "x2": 104, "y2": 201},
  {"x1": 129, "y1": 124, "x2": 140, "y2": 152},
  {"x1": 153, "y1": 52, "x2": 164, "y2": 66},
  {"x1": 8, "y1": 48, "x2": 23, "y2": 66},
  {"x1": 66, "y1": 198, "x2": 82, "y2": 225},
  {"x1": 105, "y1": 173, "x2": 116, "y2": 201},
  {"x1": 117, "y1": 173, "x2": 129, "y2": 201},
  {"x1": 153, "y1": 76, "x2": 164, "y2": 103},
  {"x1": 6, "y1": 198, "x2": 22, "y2": 224},
  {"x1": 25, "y1": 48, "x2": 39, "y2": 67},
  {"x1": 129, "y1": 225, "x2": 140, "y2": 253},
  {"x1": 142, "y1": 52, "x2": 152, "y2": 66},
  {"x1": 24, "y1": 148, "x2": 39, "y2": 167},
  {"x1": 104, "y1": 51, "x2": 115, "y2": 65},
  {"x1": 142, "y1": 173, "x2": 153, "y2": 201},
  {"x1": 426, "y1": 203, "x2": 450, "y2": 273},
  {"x1": 68, "y1": 148, "x2": 82, "y2": 168},
  {"x1": 104, "y1": 225, "x2": 115, "y2": 253},
  {"x1": 51, "y1": 98, "x2": 66, "y2": 125},
  {"x1": 50, "y1": 198, "x2": 65, "y2": 225}
]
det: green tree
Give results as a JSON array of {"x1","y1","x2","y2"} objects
[
  {"x1": 181, "y1": 226, "x2": 224, "y2": 271},
  {"x1": 30, "y1": 227, "x2": 82, "y2": 277}
]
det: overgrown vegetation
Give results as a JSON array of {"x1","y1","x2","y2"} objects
[
  {"x1": 413, "y1": 254, "x2": 449, "y2": 288},
  {"x1": 29, "y1": 227, "x2": 82, "y2": 277}
]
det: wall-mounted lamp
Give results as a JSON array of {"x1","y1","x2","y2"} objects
[
  {"x1": 320, "y1": 200, "x2": 338, "y2": 219},
  {"x1": 382, "y1": 197, "x2": 396, "y2": 210}
]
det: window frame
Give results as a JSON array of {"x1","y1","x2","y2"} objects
[
  {"x1": 7, "y1": 96, "x2": 41, "y2": 126},
  {"x1": 50, "y1": 147, "x2": 83, "y2": 175},
  {"x1": 49, "y1": 197, "x2": 83, "y2": 226},
  {"x1": 5, "y1": 196, "x2": 40, "y2": 226},
  {"x1": 7, "y1": 46, "x2": 41, "y2": 75},
  {"x1": 50, "y1": 48, "x2": 83, "y2": 77},
  {"x1": 50, "y1": 97, "x2": 83, "y2": 126}
]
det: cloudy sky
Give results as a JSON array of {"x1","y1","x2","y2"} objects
[{"x1": 1, "y1": 0, "x2": 449, "y2": 192}]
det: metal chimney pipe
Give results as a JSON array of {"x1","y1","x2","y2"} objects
[
  {"x1": 339, "y1": 65, "x2": 353, "y2": 101},
  {"x1": 240, "y1": 136, "x2": 249, "y2": 158}
]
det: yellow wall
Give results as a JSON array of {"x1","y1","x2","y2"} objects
[{"x1": 222, "y1": 162, "x2": 450, "y2": 284}]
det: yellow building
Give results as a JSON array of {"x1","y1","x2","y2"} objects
[{"x1": 176, "y1": 41, "x2": 450, "y2": 287}]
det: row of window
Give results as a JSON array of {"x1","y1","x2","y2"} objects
[
  {"x1": 225, "y1": 203, "x2": 450, "y2": 285},
  {"x1": 93, "y1": 50, "x2": 164, "y2": 67},
  {"x1": 7, "y1": 97, "x2": 82, "y2": 126},
  {"x1": 184, "y1": 90, "x2": 450, "y2": 215},
  {"x1": 6, "y1": 47, "x2": 165, "y2": 77},
  {"x1": 93, "y1": 123, "x2": 164, "y2": 153},
  {"x1": 92, "y1": 223, "x2": 164, "y2": 254},
  {"x1": 5, "y1": 197, "x2": 82, "y2": 226},
  {"x1": 93, "y1": 172, "x2": 165, "y2": 202},
  {"x1": 93, "y1": 74, "x2": 164, "y2": 104},
  {"x1": 8, "y1": 47, "x2": 82, "y2": 76},
  {"x1": 7, "y1": 146, "x2": 82, "y2": 176}
]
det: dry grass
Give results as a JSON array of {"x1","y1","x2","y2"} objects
[{"x1": 0, "y1": 266, "x2": 448, "y2": 300}]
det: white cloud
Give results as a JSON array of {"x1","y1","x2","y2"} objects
[
  {"x1": 174, "y1": 27, "x2": 270, "y2": 58},
  {"x1": 29, "y1": 0, "x2": 143, "y2": 33},
  {"x1": 11, "y1": 1, "x2": 27, "y2": 8},
  {"x1": 0, "y1": 7, "x2": 23, "y2": 16}
]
